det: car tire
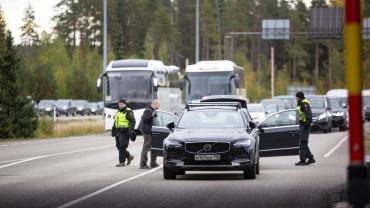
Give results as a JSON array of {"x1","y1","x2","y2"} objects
[
  {"x1": 66, "y1": 111, "x2": 69, "y2": 117},
  {"x1": 256, "y1": 158, "x2": 260, "y2": 175},
  {"x1": 243, "y1": 165, "x2": 256, "y2": 179},
  {"x1": 339, "y1": 125, "x2": 347, "y2": 131},
  {"x1": 163, "y1": 166, "x2": 176, "y2": 180}
]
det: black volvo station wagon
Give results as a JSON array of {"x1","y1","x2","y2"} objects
[{"x1": 150, "y1": 102, "x2": 301, "y2": 180}]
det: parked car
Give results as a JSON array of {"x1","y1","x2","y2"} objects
[
  {"x1": 72, "y1": 100, "x2": 90, "y2": 116},
  {"x1": 327, "y1": 89, "x2": 348, "y2": 106},
  {"x1": 88, "y1": 102, "x2": 103, "y2": 115},
  {"x1": 327, "y1": 96, "x2": 348, "y2": 131},
  {"x1": 247, "y1": 103, "x2": 266, "y2": 123},
  {"x1": 363, "y1": 96, "x2": 370, "y2": 121},
  {"x1": 305, "y1": 95, "x2": 333, "y2": 133},
  {"x1": 150, "y1": 102, "x2": 300, "y2": 180},
  {"x1": 37, "y1": 100, "x2": 55, "y2": 116},
  {"x1": 55, "y1": 99, "x2": 76, "y2": 117}
]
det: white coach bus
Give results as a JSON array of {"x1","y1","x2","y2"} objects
[
  {"x1": 97, "y1": 59, "x2": 182, "y2": 130},
  {"x1": 180, "y1": 60, "x2": 246, "y2": 104}
]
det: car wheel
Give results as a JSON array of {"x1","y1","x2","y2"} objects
[
  {"x1": 243, "y1": 165, "x2": 256, "y2": 179},
  {"x1": 163, "y1": 166, "x2": 176, "y2": 180},
  {"x1": 339, "y1": 125, "x2": 347, "y2": 131},
  {"x1": 66, "y1": 111, "x2": 69, "y2": 117},
  {"x1": 256, "y1": 158, "x2": 260, "y2": 175}
]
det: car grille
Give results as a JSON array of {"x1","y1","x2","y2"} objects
[{"x1": 185, "y1": 142, "x2": 230, "y2": 154}]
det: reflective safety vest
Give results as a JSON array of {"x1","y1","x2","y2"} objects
[
  {"x1": 115, "y1": 108, "x2": 131, "y2": 128},
  {"x1": 297, "y1": 99, "x2": 310, "y2": 122}
]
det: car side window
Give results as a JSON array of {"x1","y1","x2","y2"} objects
[
  {"x1": 260, "y1": 110, "x2": 298, "y2": 128},
  {"x1": 153, "y1": 111, "x2": 178, "y2": 127},
  {"x1": 162, "y1": 112, "x2": 178, "y2": 127}
]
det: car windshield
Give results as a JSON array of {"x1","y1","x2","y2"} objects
[
  {"x1": 107, "y1": 70, "x2": 152, "y2": 103},
  {"x1": 56, "y1": 100, "x2": 69, "y2": 106},
  {"x1": 73, "y1": 101, "x2": 87, "y2": 106},
  {"x1": 38, "y1": 101, "x2": 54, "y2": 107},
  {"x1": 307, "y1": 97, "x2": 325, "y2": 108},
  {"x1": 248, "y1": 104, "x2": 264, "y2": 113},
  {"x1": 89, "y1": 103, "x2": 98, "y2": 108},
  {"x1": 364, "y1": 96, "x2": 370, "y2": 106},
  {"x1": 187, "y1": 72, "x2": 233, "y2": 101},
  {"x1": 177, "y1": 110, "x2": 245, "y2": 129},
  {"x1": 329, "y1": 98, "x2": 341, "y2": 109}
]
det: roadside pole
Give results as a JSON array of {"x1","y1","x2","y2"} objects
[
  {"x1": 271, "y1": 46, "x2": 274, "y2": 98},
  {"x1": 345, "y1": 1, "x2": 368, "y2": 207}
]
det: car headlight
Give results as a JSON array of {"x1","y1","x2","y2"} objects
[
  {"x1": 233, "y1": 139, "x2": 252, "y2": 147},
  {"x1": 318, "y1": 113, "x2": 326, "y2": 120},
  {"x1": 45, "y1": 107, "x2": 52, "y2": 111},
  {"x1": 164, "y1": 139, "x2": 182, "y2": 148}
]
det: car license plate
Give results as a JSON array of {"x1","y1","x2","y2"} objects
[{"x1": 194, "y1": 155, "x2": 220, "y2": 161}]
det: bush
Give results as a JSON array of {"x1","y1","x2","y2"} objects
[{"x1": 36, "y1": 116, "x2": 54, "y2": 137}]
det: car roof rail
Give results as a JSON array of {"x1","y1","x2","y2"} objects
[{"x1": 185, "y1": 102, "x2": 241, "y2": 110}]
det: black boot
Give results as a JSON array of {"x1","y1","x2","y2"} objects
[
  {"x1": 295, "y1": 160, "x2": 308, "y2": 166},
  {"x1": 307, "y1": 156, "x2": 316, "y2": 164}
]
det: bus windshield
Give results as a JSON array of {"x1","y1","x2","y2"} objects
[
  {"x1": 106, "y1": 70, "x2": 153, "y2": 103},
  {"x1": 187, "y1": 72, "x2": 233, "y2": 101}
]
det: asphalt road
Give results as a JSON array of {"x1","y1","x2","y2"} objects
[{"x1": 0, "y1": 127, "x2": 356, "y2": 208}]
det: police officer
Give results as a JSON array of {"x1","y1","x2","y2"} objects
[
  {"x1": 295, "y1": 92, "x2": 316, "y2": 166},
  {"x1": 112, "y1": 99, "x2": 136, "y2": 167},
  {"x1": 138, "y1": 99, "x2": 160, "y2": 169}
]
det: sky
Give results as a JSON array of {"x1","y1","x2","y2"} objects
[{"x1": 0, "y1": 0, "x2": 313, "y2": 45}]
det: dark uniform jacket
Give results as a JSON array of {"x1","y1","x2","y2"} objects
[
  {"x1": 298, "y1": 99, "x2": 312, "y2": 126},
  {"x1": 138, "y1": 105, "x2": 156, "y2": 135}
]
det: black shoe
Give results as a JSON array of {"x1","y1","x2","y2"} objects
[
  {"x1": 116, "y1": 163, "x2": 125, "y2": 167},
  {"x1": 150, "y1": 162, "x2": 160, "y2": 168},
  {"x1": 295, "y1": 160, "x2": 308, "y2": 166},
  {"x1": 140, "y1": 164, "x2": 151, "y2": 169},
  {"x1": 127, "y1": 155, "x2": 134, "y2": 166},
  {"x1": 307, "y1": 158, "x2": 316, "y2": 164}
]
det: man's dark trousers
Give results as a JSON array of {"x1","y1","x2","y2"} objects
[
  {"x1": 299, "y1": 124, "x2": 313, "y2": 161},
  {"x1": 140, "y1": 134, "x2": 156, "y2": 166},
  {"x1": 116, "y1": 130, "x2": 131, "y2": 163}
]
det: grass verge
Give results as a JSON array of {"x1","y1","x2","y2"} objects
[{"x1": 36, "y1": 117, "x2": 105, "y2": 139}]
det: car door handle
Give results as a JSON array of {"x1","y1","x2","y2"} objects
[
  {"x1": 152, "y1": 132, "x2": 160, "y2": 135},
  {"x1": 289, "y1": 131, "x2": 298, "y2": 135}
]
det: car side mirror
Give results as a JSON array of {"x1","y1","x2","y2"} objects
[
  {"x1": 167, "y1": 122, "x2": 175, "y2": 131},
  {"x1": 249, "y1": 121, "x2": 256, "y2": 129},
  {"x1": 179, "y1": 79, "x2": 185, "y2": 91},
  {"x1": 234, "y1": 76, "x2": 240, "y2": 88},
  {"x1": 96, "y1": 78, "x2": 102, "y2": 92}
]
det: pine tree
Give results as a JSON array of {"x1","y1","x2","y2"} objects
[
  {"x1": 19, "y1": 4, "x2": 40, "y2": 47},
  {"x1": 201, "y1": 0, "x2": 220, "y2": 60},
  {"x1": 0, "y1": 9, "x2": 37, "y2": 138}
]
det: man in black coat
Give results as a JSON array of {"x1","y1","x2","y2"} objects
[{"x1": 138, "y1": 99, "x2": 160, "y2": 169}]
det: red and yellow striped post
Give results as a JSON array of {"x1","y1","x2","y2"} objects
[{"x1": 345, "y1": 1, "x2": 368, "y2": 207}]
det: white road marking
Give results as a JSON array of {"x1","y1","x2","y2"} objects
[
  {"x1": 0, "y1": 159, "x2": 23, "y2": 164},
  {"x1": 0, "y1": 145, "x2": 113, "y2": 169},
  {"x1": 57, "y1": 166, "x2": 163, "y2": 208},
  {"x1": 324, "y1": 136, "x2": 348, "y2": 158}
]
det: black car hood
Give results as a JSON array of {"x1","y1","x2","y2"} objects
[
  {"x1": 311, "y1": 108, "x2": 325, "y2": 116},
  {"x1": 170, "y1": 128, "x2": 248, "y2": 142}
]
